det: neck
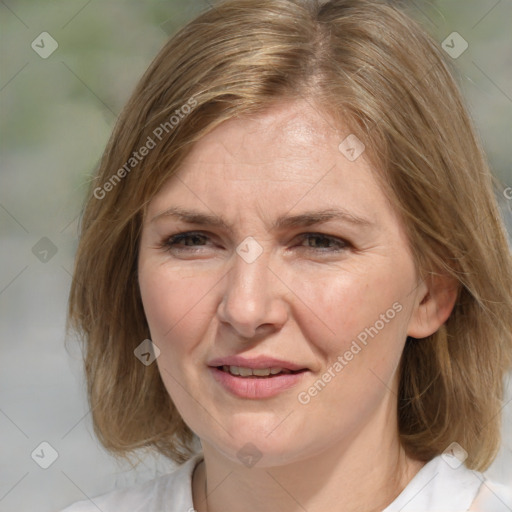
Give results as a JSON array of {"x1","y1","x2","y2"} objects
[{"x1": 192, "y1": 411, "x2": 424, "y2": 512}]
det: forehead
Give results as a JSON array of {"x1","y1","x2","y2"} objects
[
  {"x1": 179, "y1": 100, "x2": 346, "y2": 184},
  {"x1": 145, "y1": 99, "x2": 395, "y2": 231}
]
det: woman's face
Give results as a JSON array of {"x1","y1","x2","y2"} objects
[{"x1": 138, "y1": 100, "x2": 428, "y2": 467}]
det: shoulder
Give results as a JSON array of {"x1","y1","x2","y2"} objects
[
  {"x1": 384, "y1": 454, "x2": 512, "y2": 512},
  {"x1": 59, "y1": 453, "x2": 203, "y2": 512},
  {"x1": 469, "y1": 479, "x2": 512, "y2": 512}
]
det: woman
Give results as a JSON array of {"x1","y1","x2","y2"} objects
[{"x1": 62, "y1": 0, "x2": 512, "y2": 510}]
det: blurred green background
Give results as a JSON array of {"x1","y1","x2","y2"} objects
[{"x1": 0, "y1": 1, "x2": 511, "y2": 510}]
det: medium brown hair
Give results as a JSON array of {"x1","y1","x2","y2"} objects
[{"x1": 67, "y1": 0, "x2": 512, "y2": 470}]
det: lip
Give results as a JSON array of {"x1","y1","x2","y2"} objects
[
  {"x1": 207, "y1": 355, "x2": 308, "y2": 372},
  {"x1": 209, "y1": 367, "x2": 308, "y2": 399},
  {"x1": 207, "y1": 355, "x2": 310, "y2": 399}
]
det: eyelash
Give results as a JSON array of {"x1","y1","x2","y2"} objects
[{"x1": 159, "y1": 231, "x2": 350, "y2": 254}]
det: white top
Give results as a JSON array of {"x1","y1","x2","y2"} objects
[{"x1": 60, "y1": 453, "x2": 511, "y2": 512}]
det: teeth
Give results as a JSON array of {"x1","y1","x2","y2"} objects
[
  {"x1": 253, "y1": 368, "x2": 270, "y2": 376},
  {"x1": 238, "y1": 366, "x2": 253, "y2": 377},
  {"x1": 221, "y1": 365, "x2": 287, "y2": 377},
  {"x1": 227, "y1": 365, "x2": 239, "y2": 375}
]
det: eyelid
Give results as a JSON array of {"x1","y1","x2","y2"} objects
[
  {"x1": 296, "y1": 232, "x2": 350, "y2": 251},
  {"x1": 163, "y1": 230, "x2": 211, "y2": 246},
  {"x1": 159, "y1": 230, "x2": 351, "y2": 253}
]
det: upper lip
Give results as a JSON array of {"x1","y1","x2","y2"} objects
[{"x1": 208, "y1": 355, "x2": 308, "y2": 372}]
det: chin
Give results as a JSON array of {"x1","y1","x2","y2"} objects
[{"x1": 198, "y1": 417, "x2": 318, "y2": 468}]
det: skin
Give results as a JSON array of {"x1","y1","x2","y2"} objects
[{"x1": 138, "y1": 99, "x2": 457, "y2": 512}]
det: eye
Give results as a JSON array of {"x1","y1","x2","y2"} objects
[
  {"x1": 161, "y1": 231, "x2": 213, "y2": 251},
  {"x1": 296, "y1": 233, "x2": 349, "y2": 252},
  {"x1": 158, "y1": 231, "x2": 350, "y2": 255}
]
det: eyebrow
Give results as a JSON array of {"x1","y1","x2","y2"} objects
[{"x1": 150, "y1": 206, "x2": 373, "y2": 230}]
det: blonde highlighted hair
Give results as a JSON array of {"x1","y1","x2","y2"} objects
[{"x1": 68, "y1": 0, "x2": 512, "y2": 470}]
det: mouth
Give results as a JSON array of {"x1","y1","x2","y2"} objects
[
  {"x1": 216, "y1": 365, "x2": 306, "y2": 378},
  {"x1": 207, "y1": 356, "x2": 310, "y2": 399}
]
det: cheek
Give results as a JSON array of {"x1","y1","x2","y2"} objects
[
  {"x1": 285, "y1": 268, "x2": 412, "y2": 443},
  {"x1": 293, "y1": 261, "x2": 413, "y2": 360},
  {"x1": 138, "y1": 262, "x2": 218, "y2": 352},
  {"x1": 138, "y1": 262, "x2": 220, "y2": 420}
]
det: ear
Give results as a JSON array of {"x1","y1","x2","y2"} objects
[{"x1": 407, "y1": 274, "x2": 459, "y2": 339}]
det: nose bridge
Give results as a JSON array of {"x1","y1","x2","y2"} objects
[
  {"x1": 218, "y1": 242, "x2": 287, "y2": 337},
  {"x1": 227, "y1": 247, "x2": 272, "y2": 313}
]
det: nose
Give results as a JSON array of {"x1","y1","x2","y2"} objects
[{"x1": 217, "y1": 248, "x2": 289, "y2": 339}]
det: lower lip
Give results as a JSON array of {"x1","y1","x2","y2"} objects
[{"x1": 209, "y1": 367, "x2": 308, "y2": 399}]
